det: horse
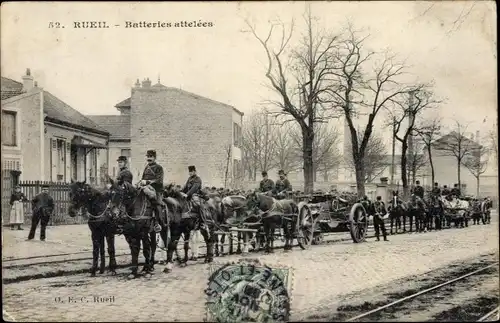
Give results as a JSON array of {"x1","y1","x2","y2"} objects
[
  {"x1": 388, "y1": 193, "x2": 404, "y2": 234},
  {"x1": 107, "y1": 180, "x2": 157, "y2": 279},
  {"x1": 160, "y1": 184, "x2": 222, "y2": 272},
  {"x1": 245, "y1": 191, "x2": 298, "y2": 253},
  {"x1": 220, "y1": 194, "x2": 266, "y2": 254},
  {"x1": 426, "y1": 194, "x2": 444, "y2": 230},
  {"x1": 68, "y1": 181, "x2": 117, "y2": 277}
]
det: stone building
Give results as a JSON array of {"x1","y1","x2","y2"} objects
[{"x1": 89, "y1": 78, "x2": 244, "y2": 187}]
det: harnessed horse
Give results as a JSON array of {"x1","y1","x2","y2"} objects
[
  {"x1": 388, "y1": 193, "x2": 404, "y2": 234},
  {"x1": 107, "y1": 180, "x2": 158, "y2": 279},
  {"x1": 161, "y1": 184, "x2": 222, "y2": 272},
  {"x1": 68, "y1": 181, "x2": 117, "y2": 277},
  {"x1": 245, "y1": 191, "x2": 298, "y2": 253},
  {"x1": 407, "y1": 195, "x2": 427, "y2": 233},
  {"x1": 426, "y1": 194, "x2": 444, "y2": 230}
]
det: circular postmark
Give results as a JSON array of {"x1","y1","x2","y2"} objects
[{"x1": 205, "y1": 260, "x2": 291, "y2": 322}]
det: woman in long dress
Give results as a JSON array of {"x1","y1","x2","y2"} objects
[{"x1": 10, "y1": 185, "x2": 27, "y2": 230}]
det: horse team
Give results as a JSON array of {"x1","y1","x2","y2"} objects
[{"x1": 68, "y1": 181, "x2": 493, "y2": 279}]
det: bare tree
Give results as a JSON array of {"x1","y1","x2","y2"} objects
[
  {"x1": 462, "y1": 145, "x2": 490, "y2": 197},
  {"x1": 346, "y1": 132, "x2": 387, "y2": 183},
  {"x1": 290, "y1": 122, "x2": 341, "y2": 181},
  {"x1": 272, "y1": 122, "x2": 301, "y2": 173},
  {"x1": 325, "y1": 25, "x2": 413, "y2": 197},
  {"x1": 414, "y1": 117, "x2": 442, "y2": 186},
  {"x1": 487, "y1": 129, "x2": 498, "y2": 167},
  {"x1": 215, "y1": 143, "x2": 233, "y2": 188},
  {"x1": 391, "y1": 85, "x2": 441, "y2": 198},
  {"x1": 241, "y1": 110, "x2": 276, "y2": 180},
  {"x1": 245, "y1": 7, "x2": 339, "y2": 193},
  {"x1": 406, "y1": 140, "x2": 428, "y2": 186},
  {"x1": 434, "y1": 120, "x2": 477, "y2": 189}
]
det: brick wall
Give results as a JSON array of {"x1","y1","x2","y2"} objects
[
  {"x1": 1, "y1": 91, "x2": 43, "y2": 180},
  {"x1": 130, "y1": 85, "x2": 236, "y2": 187}
]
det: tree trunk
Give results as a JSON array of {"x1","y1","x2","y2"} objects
[
  {"x1": 457, "y1": 160, "x2": 461, "y2": 189},
  {"x1": 428, "y1": 145, "x2": 435, "y2": 185},
  {"x1": 476, "y1": 176, "x2": 480, "y2": 197},
  {"x1": 354, "y1": 158, "x2": 366, "y2": 198},
  {"x1": 323, "y1": 170, "x2": 329, "y2": 182},
  {"x1": 401, "y1": 141, "x2": 409, "y2": 199},
  {"x1": 302, "y1": 127, "x2": 314, "y2": 194}
]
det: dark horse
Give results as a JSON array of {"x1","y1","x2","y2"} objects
[
  {"x1": 426, "y1": 194, "x2": 444, "y2": 230},
  {"x1": 68, "y1": 181, "x2": 117, "y2": 277},
  {"x1": 160, "y1": 184, "x2": 222, "y2": 273},
  {"x1": 107, "y1": 180, "x2": 157, "y2": 279},
  {"x1": 407, "y1": 195, "x2": 427, "y2": 233},
  {"x1": 245, "y1": 192, "x2": 298, "y2": 253}
]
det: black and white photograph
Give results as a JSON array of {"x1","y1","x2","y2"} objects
[{"x1": 1, "y1": 1, "x2": 498, "y2": 322}]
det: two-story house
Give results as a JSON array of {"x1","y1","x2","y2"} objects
[
  {"x1": 1, "y1": 69, "x2": 109, "y2": 185},
  {"x1": 88, "y1": 78, "x2": 244, "y2": 188}
]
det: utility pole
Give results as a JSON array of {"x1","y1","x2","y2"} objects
[{"x1": 408, "y1": 91, "x2": 416, "y2": 187}]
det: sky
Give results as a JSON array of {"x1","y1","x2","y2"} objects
[{"x1": 1, "y1": 1, "x2": 497, "y2": 148}]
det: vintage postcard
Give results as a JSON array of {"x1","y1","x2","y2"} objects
[{"x1": 1, "y1": 1, "x2": 498, "y2": 322}]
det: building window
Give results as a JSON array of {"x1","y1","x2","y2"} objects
[
  {"x1": 1, "y1": 110, "x2": 17, "y2": 146},
  {"x1": 56, "y1": 139, "x2": 66, "y2": 181},
  {"x1": 233, "y1": 123, "x2": 242, "y2": 148},
  {"x1": 121, "y1": 149, "x2": 131, "y2": 157}
]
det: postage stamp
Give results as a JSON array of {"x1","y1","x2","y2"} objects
[{"x1": 204, "y1": 258, "x2": 293, "y2": 322}]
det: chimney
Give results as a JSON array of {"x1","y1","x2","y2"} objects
[
  {"x1": 134, "y1": 79, "x2": 141, "y2": 88},
  {"x1": 22, "y1": 68, "x2": 34, "y2": 92},
  {"x1": 142, "y1": 77, "x2": 151, "y2": 88}
]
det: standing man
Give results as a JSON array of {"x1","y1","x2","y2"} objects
[
  {"x1": 139, "y1": 150, "x2": 165, "y2": 228},
  {"x1": 274, "y1": 170, "x2": 292, "y2": 199},
  {"x1": 373, "y1": 196, "x2": 389, "y2": 241},
  {"x1": 413, "y1": 180, "x2": 425, "y2": 199},
  {"x1": 28, "y1": 184, "x2": 54, "y2": 241},
  {"x1": 259, "y1": 171, "x2": 274, "y2": 194}
]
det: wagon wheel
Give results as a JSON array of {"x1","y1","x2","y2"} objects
[
  {"x1": 296, "y1": 205, "x2": 314, "y2": 249},
  {"x1": 349, "y1": 203, "x2": 368, "y2": 243}
]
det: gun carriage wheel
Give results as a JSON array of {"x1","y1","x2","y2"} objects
[
  {"x1": 349, "y1": 203, "x2": 368, "y2": 243},
  {"x1": 296, "y1": 205, "x2": 314, "y2": 250}
]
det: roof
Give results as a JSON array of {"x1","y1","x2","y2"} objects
[
  {"x1": 86, "y1": 115, "x2": 131, "y2": 140},
  {"x1": 43, "y1": 91, "x2": 109, "y2": 135},
  {"x1": 1, "y1": 77, "x2": 24, "y2": 100},
  {"x1": 114, "y1": 83, "x2": 244, "y2": 116},
  {"x1": 434, "y1": 131, "x2": 482, "y2": 149}
]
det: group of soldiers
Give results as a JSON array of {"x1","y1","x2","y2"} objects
[{"x1": 258, "y1": 170, "x2": 293, "y2": 198}]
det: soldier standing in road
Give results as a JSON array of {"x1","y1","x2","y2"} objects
[
  {"x1": 259, "y1": 171, "x2": 274, "y2": 194},
  {"x1": 28, "y1": 184, "x2": 54, "y2": 241},
  {"x1": 139, "y1": 150, "x2": 165, "y2": 228},
  {"x1": 274, "y1": 170, "x2": 292, "y2": 199},
  {"x1": 413, "y1": 180, "x2": 425, "y2": 199},
  {"x1": 373, "y1": 196, "x2": 389, "y2": 241},
  {"x1": 431, "y1": 182, "x2": 441, "y2": 197}
]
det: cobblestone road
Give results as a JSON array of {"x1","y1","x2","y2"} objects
[{"x1": 3, "y1": 214, "x2": 498, "y2": 322}]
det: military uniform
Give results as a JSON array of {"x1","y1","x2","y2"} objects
[
  {"x1": 373, "y1": 199, "x2": 388, "y2": 241},
  {"x1": 259, "y1": 178, "x2": 275, "y2": 193},
  {"x1": 141, "y1": 150, "x2": 165, "y2": 228},
  {"x1": 116, "y1": 167, "x2": 133, "y2": 185},
  {"x1": 28, "y1": 187, "x2": 54, "y2": 241},
  {"x1": 183, "y1": 174, "x2": 203, "y2": 198},
  {"x1": 442, "y1": 187, "x2": 451, "y2": 196},
  {"x1": 450, "y1": 187, "x2": 461, "y2": 198},
  {"x1": 431, "y1": 185, "x2": 441, "y2": 197},
  {"x1": 275, "y1": 178, "x2": 292, "y2": 199}
]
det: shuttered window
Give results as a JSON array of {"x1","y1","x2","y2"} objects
[{"x1": 1, "y1": 111, "x2": 17, "y2": 146}]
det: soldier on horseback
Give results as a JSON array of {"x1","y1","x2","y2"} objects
[
  {"x1": 412, "y1": 180, "x2": 425, "y2": 199},
  {"x1": 274, "y1": 170, "x2": 292, "y2": 199},
  {"x1": 139, "y1": 150, "x2": 166, "y2": 228},
  {"x1": 259, "y1": 171, "x2": 275, "y2": 195},
  {"x1": 181, "y1": 165, "x2": 202, "y2": 200},
  {"x1": 373, "y1": 196, "x2": 389, "y2": 241},
  {"x1": 431, "y1": 182, "x2": 441, "y2": 197},
  {"x1": 111, "y1": 156, "x2": 133, "y2": 234}
]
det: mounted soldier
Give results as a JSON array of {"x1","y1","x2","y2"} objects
[
  {"x1": 442, "y1": 185, "x2": 451, "y2": 198},
  {"x1": 139, "y1": 150, "x2": 165, "y2": 228},
  {"x1": 412, "y1": 180, "x2": 424, "y2": 199},
  {"x1": 373, "y1": 196, "x2": 389, "y2": 241},
  {"x1": 274, "y1": 170, "x2": 292, "y2": 200},
  {"x1": 450, "y1": 184, "x2": 461, "y2": 198},
  {"x1": 181, "y1": 165, "x2": 203, "y2": 212},
  {"x1": 259, "y1": 171, "x2": 275, "y2": 195},
  {"x1": 431, "y1": 182, "x2": 441, "y2": 198}
]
